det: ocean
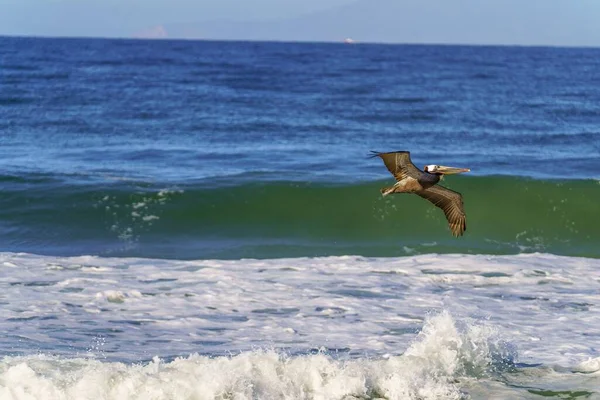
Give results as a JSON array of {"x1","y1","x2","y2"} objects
[{"x1": 0, "y1": 36, "x2": 599, "y2": 399}]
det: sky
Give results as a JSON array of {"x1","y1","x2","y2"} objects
[
  {"x1": 1, "y1": 0, "x2": 600, "y2": 46},
  {"x1": 0, "y1": 0, "x2": 354, "y2": 37}
]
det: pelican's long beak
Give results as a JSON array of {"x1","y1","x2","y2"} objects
[{"x1": 436, "y1": 166, "x2": 471, "y2": 175}]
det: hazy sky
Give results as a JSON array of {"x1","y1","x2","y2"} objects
[
  {"x1": 1, "y1": 0, "x2": 599, "y2": 46},
  {"x1": 0, "y1": 0, "x2": 355, "y2": 36}
]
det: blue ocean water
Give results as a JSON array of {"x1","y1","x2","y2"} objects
[
  {"x1": 1, "y1": 37, "x2": 599, "y2": 259},
  {"x1": 1, "y1": 37, "x2": 600, "y2": 399},
  {"x1": 2, "y1": 38, "x2": 600, "y2": 182}
]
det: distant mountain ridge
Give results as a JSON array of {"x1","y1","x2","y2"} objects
[{"x1": 157, "y1": 0, "x2": 600, "y2": 46}]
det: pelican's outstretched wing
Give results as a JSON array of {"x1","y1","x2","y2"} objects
[
  {"x1": 370, "y1": 151, "x2": 423, "y2": 182},
  {"x1": 416, "y1": 185, "x2": 467, "y2": 237}
]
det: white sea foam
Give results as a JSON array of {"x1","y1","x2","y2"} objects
[
  {"x1": 95, "y1": 189, "x2": 177, "y2": 244},
  {"x1": 575, "y1": 357, "x2": 600, "y2": 373},
  {"x1": 0, "y1": 252, "x2": 598, "y2": 398},
  {"x1": 0, "y1": 311, "x2": 505, "y2": 400}
]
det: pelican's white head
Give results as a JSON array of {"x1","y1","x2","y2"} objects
[{"x1": 424, "y1": 164, "x2": 439, "y2": 173}]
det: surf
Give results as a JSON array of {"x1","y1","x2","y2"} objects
[{"x1": 0, "y1": 311, "x2": 514, "y2": 400}]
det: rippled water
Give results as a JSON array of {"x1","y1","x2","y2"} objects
[
  {"x1": 1, "y1": 252, "x2": 599, "y2": 399},
  {"x1": 1, "y1": 37, "x2": 600, "y2": 399}
]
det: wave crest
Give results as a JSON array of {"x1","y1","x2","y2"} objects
[
  {"x1": 0, "y1": 312, "x2": 511, "y2": 400},
  {"x1": 1, "y1": 175, "x2": 599, "y2": 258}
]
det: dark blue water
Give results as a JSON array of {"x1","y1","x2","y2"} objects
[{"x1": 1, "y1": 37, "x2": 599, "y2": 259}]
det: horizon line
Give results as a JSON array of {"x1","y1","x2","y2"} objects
[{"x1": 1, "y1": 33, "x2": 600, "y2": 51}]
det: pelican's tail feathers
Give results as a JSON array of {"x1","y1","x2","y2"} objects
[{"x1": 380, "y1": 186, "x2": 395, "y2": 196}]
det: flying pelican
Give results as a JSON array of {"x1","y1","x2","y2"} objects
[{"x1": 371, "y1": 151, "x2": 470, "y2": 237}]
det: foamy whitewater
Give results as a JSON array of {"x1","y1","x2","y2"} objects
[{"x1": 1, "y1": 252, "x2": 598, "y2": 399}]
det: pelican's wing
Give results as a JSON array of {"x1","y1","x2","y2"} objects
[
  {"x1": 370, "y1": 151, "x2": 423, "y2": 181},
  {"x1": 416, "y1": 185, "x2": 467, "y2": 237}
]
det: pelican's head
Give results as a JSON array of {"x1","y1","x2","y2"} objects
[{"x1": 424, "y1": 164, "x2": 471, "y2": 175}]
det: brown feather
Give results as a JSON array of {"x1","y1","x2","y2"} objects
[
  {"x1": 415, "y1": 185, "x2": 467, "y2": 237},
  {"x1": 396, "y1": 177, "x2": 424, "y2": 192},
  {"x1": 371, "y1": 151, "x2": 423, "y2": 182}
]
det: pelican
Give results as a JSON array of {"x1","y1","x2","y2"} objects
[{"x1": 371, "y1": 151, "x2": 470, "y2": 237}]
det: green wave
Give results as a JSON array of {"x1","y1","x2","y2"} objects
[{"x1": 1, "y1": 175, "x2": 599, "y2": 259}]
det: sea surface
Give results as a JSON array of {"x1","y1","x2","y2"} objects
[{"x1": 0, "y1": 37, "x2": 599, "y2": 399}]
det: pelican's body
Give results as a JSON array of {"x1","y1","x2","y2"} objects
[
  {"x1": 381, "y1": 165, "x2": 440, "y2": 195},
  {"x1": 371, "y1": 151, "x2": 470, "y2": 237}
]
